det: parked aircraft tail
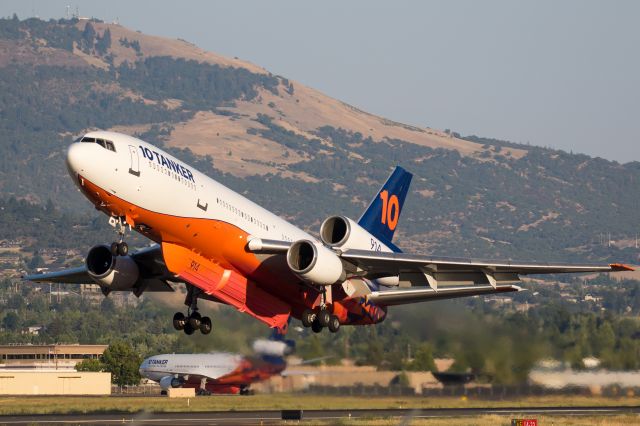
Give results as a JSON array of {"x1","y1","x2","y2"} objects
[{"x1": 358, "y1": 166, "x2": 412, "y2": 251}]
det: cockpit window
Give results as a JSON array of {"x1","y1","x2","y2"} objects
[{"x1": 79, "y1": 137, "x2": 116, "y2": 152}]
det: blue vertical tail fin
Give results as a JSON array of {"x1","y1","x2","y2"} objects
[{"x1": 358, "y1": 166, "x2": 412, "y2": 252}]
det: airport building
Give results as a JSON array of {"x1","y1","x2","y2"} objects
[
  {"x1": 0, "y1": 344, "x2": 108, "y2": 370},
  {"x1": 0, "y1": 371, "x2": 111, "y2": 395},
  {"x1": 0, "y1": 344, "x2": 111, "y2": 395}
]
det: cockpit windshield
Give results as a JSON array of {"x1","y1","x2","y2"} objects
[{"x1": 77, "y1": 136, "x2": 116, "y2": 152}]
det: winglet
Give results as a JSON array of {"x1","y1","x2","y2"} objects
[{"x1": 610, "y1": 263, "x2": 635, "y2": 272}]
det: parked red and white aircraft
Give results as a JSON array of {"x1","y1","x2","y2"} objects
[
  {"x1": 25, "y1": 131, "x2": 632, "y2": 335},
  {"x1": 139, "y1": 338, "x2": 294, "y2": 395}
]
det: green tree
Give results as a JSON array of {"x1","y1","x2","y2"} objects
[
  {"x1": 81, "y1": 22, "x2": 95, "y2": 51},
  {"x1": 2, "y1": 312, "x2": 20, "y2": 331},
  {"x1": 28, "y1": 254, "x2": 44, "y2": 270},
  {"x1": 407, "y1": 343, "x2": 436, "y2": 371},
  {"x1": 100, "y1": 297, "x2": 115, "y2": 313},
  {"x1": 95, "y1": 28, "x2": 111, "y2": 55},
  {"x1": 76, "y1": 358, "x2": 104, "y2": 372},
  {"x1": 102, "y1": 341, "x2": 142, "y2": 386}
]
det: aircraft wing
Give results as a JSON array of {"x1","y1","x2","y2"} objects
[
  {"x1": 23, "y1": 245, "x2": 175, "y2": 291},
  {"x1": 340, "y1": 249, "x2": 632, "y2": 275},
  {"x1": 247, "y1": 238, "x2": 632, "y2": 305},
  {"x1": 342, "y1": 250, "x2": 631, "y2": 305}
]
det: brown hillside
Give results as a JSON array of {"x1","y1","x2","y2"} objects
[{"x1": 6, "y1": 20, "x2": 529, "y2": 178}]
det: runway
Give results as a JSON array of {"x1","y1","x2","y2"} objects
[{"x1": 0, "y1": 406, "x2": 637, "y2": 425}]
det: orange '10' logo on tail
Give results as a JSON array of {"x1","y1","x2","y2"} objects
[{"x1": 379, "y1": 190, "x2": 400, "y2": 231}]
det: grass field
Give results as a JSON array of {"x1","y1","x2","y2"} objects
[{"x1": 0, "y1": 394, "x2": 638, "y2": 415}]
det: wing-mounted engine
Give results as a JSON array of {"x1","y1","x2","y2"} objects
[
  {"x1": 85, "y1": 245, "x2": 139, "y2": 290},
  {"x1": 321, "y1": 215, "x2": 392, "y2": 252},
  {"x1": 159, "y1": 375, "x2": 185, "y2": 390},
  {"x1": 286, "y1": 240, "x2": 345, "y2": 286}
]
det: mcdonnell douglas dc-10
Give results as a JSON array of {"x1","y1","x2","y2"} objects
[{"x1": 25, "y1": 131, "x2": 632, "y2": 335}]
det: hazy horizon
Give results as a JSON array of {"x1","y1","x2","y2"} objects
[{"x1": 2, "y1": 1, "x2": 638, "y2": 163}]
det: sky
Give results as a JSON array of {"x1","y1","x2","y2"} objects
[{"x1": 2, "y1": 1, "x2": 639, "y2": 163}]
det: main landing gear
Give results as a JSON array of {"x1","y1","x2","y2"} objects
[
  {"x1": 108, "y1": 216, "x2": 129, "y2": 256},
  {"x1": 301, "y1": 307, "x2": 340, "y2": 334},
  {"x1": 173, "y1": 286, "x2": 212, "y2": 335}
]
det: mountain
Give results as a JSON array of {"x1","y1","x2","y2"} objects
[{"x1": 0, "y1": 16, "x2": 639, "y2": 264}]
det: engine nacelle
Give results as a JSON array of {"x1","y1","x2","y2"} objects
[
  {"x1": 252, "y1": 339, "x2": 295, "y2": 357},
  {"x1": 85, "y1": 245, "x2": 139, "y2": 290},
  {"x1": 159, "y1": 375, "x2": 185, "y2": 390},
  {"x1": 321, "y1": 216, "x2": 400, "y2": 287},
  {"x1": 320, "y1": 215, "x2": 392, "y2": 252},
  {"x1": 286, "y1": 240, "x2": 344, "y2": 286}
]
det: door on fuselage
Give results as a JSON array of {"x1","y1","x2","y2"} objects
[{"x1": 128, "y1": 145, "x2": 140, "y2": 177}]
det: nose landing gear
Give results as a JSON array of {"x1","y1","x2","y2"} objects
[
  {"x1": 108, "y1": 216, "x2": 129, "y2": 256},
  {"x1": 110, "y1": 241, "x2": 128, "y2": 256}
]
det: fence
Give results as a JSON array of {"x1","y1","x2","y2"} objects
[{"x1": 305, "y1": 384, "x2": 640, "y2": 398}]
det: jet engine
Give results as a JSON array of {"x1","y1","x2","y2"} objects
[
  {"x1": 252, "y1": 338, "x2": 295, "y2": 357},
  {"x1": 159, "y1": 375, "x2": 185, "y2": 390},
  {"x1": 286, "y1": 240, "x2": 344, "y2": 286},
  {"x1": 85, "y1": 245, "x2": 139, "y2": 290},
  {"x1": 321, "y1": 216, "x2": 400, "y2": 287},
  {"x1": 320, "y1": 215, "x2": 390, "y2": 252}
]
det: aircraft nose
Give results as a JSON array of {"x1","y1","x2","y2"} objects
[{"x1": 66, "y1": 142, "x2": 89, "y2": 178}]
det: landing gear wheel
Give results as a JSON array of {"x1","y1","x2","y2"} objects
[
  {"x1": 110, "y1": 242, "x2": 119, "y2": 256},
  {"x1": 199, "y1": 316, "x2": 212, "y2": 335},
  {"x1": 311, "y1": 318, "x2": 323, "y2": 333},
  {"x1": 317, "y1": 309, "x2": 331, "y2": 327},
  {"x1": 183, "y1": 322, "x2": 195, "y2": 335},
  {"x1": 188, "y1": 311, "x2": 202, "y2": 329},
  {"x1": 328, "y1": 315, "x2": 340, "y2": 333},
  {"x1": 301, "y1": 309, "x2": 316, "y2": 328},
  {"x1": 173, "y1": 312, "x2": 186, "y2": 330},
  {"x1": 117, "y1": 242, "x2": 128, "y2": 256}
]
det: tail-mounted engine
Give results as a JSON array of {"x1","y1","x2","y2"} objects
[
  {"x1": 86, "y1": 245, "x2": 139, "y2": 290},
  {"x1": 286, "y1": 240, "x2": 345, "y2": 286},
  {"x1": 321, "y1": 216, "x2": 400, "y2": 287},
  {"x1": 320, "y1": 215, "x2": 391, "y2": 252},
  {"x1": 252, "y1": 338, "x2": 295, "y2": 357}
]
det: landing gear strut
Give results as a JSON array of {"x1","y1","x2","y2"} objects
[
  {"x1": 109, "y1": 216, "x2": 129, "y2": 256},
  {"x1": 173, "y1": 285, "x2": 213, "y2": 335},
  {"x1": 301, "y1": 289, "x2": 341, "y2": 333}
]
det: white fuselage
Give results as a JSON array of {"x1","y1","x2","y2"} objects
[{"x1": 139, "y1": 353, "x2": 242, "y2": 382}]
